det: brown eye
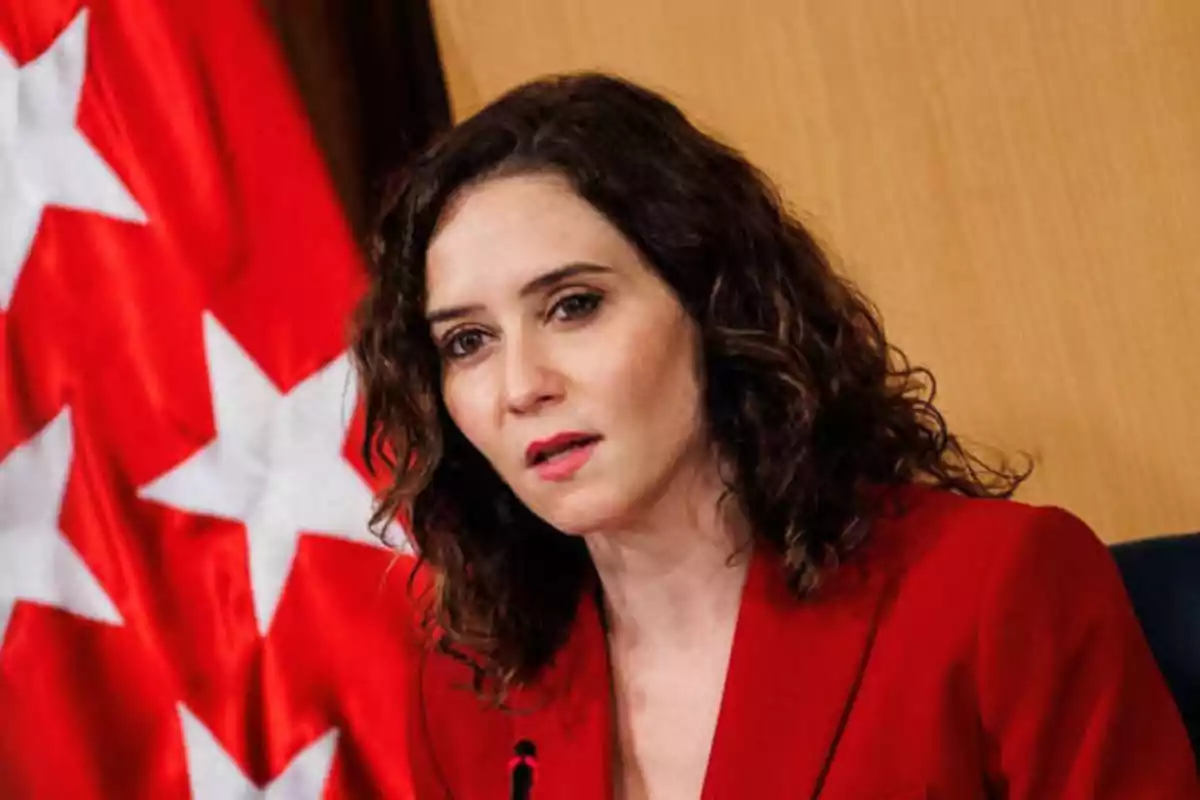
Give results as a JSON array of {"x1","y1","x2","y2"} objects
[
  {"x1": 549, "y1": 291, "x2": 603, "y2": 322},
  {"x1": 442, "y1": 328, "x2": 488, "y2": 360}
]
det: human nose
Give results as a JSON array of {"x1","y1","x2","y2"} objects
[{"x1": 501, "y1": 332, "x2": 563, "y2": 416}]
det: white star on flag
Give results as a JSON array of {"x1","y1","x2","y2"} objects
[
  {"x1": 0, "y1": 7, "x2": 147, "y2": 310},
  {"x1": 178, "y1": 704, "x2": 338, "y2": 799},
  {"x1": 0, "y1": 408, "x2": 123, "y2": 647},
  {"x1": 138, "y1": 313, "x2": 393, "y2": 635}
]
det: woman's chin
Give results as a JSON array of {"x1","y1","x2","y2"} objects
[{"x1": 533, "y1": 492, "x2": 630, "y2": 538}]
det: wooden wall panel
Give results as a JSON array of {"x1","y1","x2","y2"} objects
[{"x1": 429, "y1": 0, "x2": 1200, "y2": 541}]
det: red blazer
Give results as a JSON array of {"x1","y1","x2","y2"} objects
[{"x1": 397, "y1": 488, "x2": 1198, "y2": 798}]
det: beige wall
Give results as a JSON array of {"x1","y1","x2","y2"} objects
[{"x1": 429, "y1": 0, "x2": 1200, "y2": 542}]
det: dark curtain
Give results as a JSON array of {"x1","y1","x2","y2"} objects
[{"x1": 262, "y1": 0, "x2": 451, "y2": 240}]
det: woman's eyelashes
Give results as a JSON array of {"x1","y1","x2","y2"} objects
[
  {"x1": 440, "y1": 327, "x2": 490, "y2": 360},
  {"x1": 546, "y1": 289, "x2": 604, "y2": 323},
  {"x1": 438, "y1": 290, "x2": 607, "y2": 363}
]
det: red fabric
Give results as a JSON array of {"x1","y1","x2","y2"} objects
[
  {"x1": 0, "y1": 2, "x2": 417, "y2": 797},
  {"x1": 408, "y1": 488, "x2": 1200, "y2": 798}
]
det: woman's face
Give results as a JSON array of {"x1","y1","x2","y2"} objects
[{"x1": 424, "y1": 172, "x2": 709, "y2": 535}]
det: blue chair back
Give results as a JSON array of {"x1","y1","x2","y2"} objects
[{"x1": 1110, "y1": 533, "x2": 1200, "y2": 764}]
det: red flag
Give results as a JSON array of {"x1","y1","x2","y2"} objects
[{"x1": 1, "y1": 2, "x2": 416, "y2": 796}]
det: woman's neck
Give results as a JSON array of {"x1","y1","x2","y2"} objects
[{"x1": 583, "y1": 469, "x2": 753, "y2": 650}]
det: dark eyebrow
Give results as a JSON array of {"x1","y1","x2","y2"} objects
[{"x1": 425, "y1": 262, "x2": 612, "y2": 326}]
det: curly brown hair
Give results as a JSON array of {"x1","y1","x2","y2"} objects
[{"x1": 351, "y1": 72, "x2": 1030, "y2": 700}]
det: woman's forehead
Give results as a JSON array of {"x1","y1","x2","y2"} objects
[{"x1": 424, "y1": 175, "x2": 635, "y2": 309}]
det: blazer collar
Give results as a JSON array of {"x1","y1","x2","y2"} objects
[
  {"x1": 509, "y1": 533, "x2": 894, "y2": 799},
  {"x1": 701, "y1": 537, "x2": 892, "y2": 799}
]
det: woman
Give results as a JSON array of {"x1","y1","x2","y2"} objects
[{"x1": 352, "y1": 73, "x2": 1196, "y2": 798}]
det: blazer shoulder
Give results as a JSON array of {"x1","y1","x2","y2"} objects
[
  {"x1": 862, "y1": 486, "x2": 1113, "y2": 615},
  {"x1": 874, "y1": 485, "x2": 1103, "y2": 566}
]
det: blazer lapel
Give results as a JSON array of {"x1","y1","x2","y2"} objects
[
  {"x1": 509, "y1": 586, "x2": 614, "y2": 800},
  {"x1": 701, "y1": 539, "x2": 893, "y2": 799}
]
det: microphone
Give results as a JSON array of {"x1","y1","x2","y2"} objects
[{"x1": 509, "y1": 739, "x2": 537, "y2": 800}]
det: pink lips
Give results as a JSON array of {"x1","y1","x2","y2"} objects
[
  {"x1": 532, "y1": 440, "x2": 597, "y2": 481},
  {"x1": 525, "y1": 432, "x2": 600, "y2": 482}
]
